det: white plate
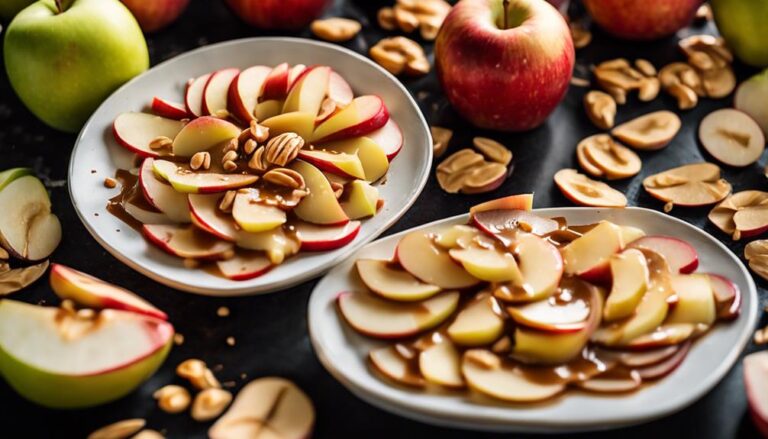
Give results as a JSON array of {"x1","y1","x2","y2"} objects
[
  {"x1": 308, "y1": 207, "x2": 759, "y2": 433},
  {"x1": 68, "y1": 38, "x2": 432, "y2": 296}
]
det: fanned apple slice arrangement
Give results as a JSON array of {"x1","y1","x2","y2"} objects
[
  {"x1": 336, "y1": 194, "x2": 741, "y2": 403},
  {"x1": 110, "y1": 63, "x2": 404, "y2": 280}
]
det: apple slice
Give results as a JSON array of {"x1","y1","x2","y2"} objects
[
  {"x1": 0, "y1": 167, "x2": 32, "y2": 192},
  {"x1": 254, "y1": 99, "x2": 283, "y2": 121},
  {"x1": 369, "y1": 345, "x2": 425, "y2": 387},
  {"x1": 291, "y1": 160, "x2": 349, "y2": 226},
  {"x1": 0, "y1": 300, "x2": 173, "y2": 408},
  {"x1": 419, "y1": 336, "x2": 464, "y2": 388},
  {"x1": 706, "y1": 273, "x2": 741, "y2": 320},
  {"x1": 635, "y1": 341, "x2": 690, "y2": 380},
  {"x1": 216, "y1": 252, "x2": 272, "y2": 281},
  {"x1": 744, "y1": 351, "x2": 768, "y2": 438},
  {"x1": 49, "y1": 264, "x2": 166, "y2": 319},
  {"x1": 202, "y1": 68, "x2": 239, "y2": 116},
  {"x1": 297, "y1": 149, "x2": 365, "y2": 179},
  {"x1": 469, "y1": 194, "x2": 534, "y2": 215},
  {"x1": 171, "y1": 116, "x2": 241, "y2": 157},
  {"x1": 260, "y1": 63, "x2": 290, "y2": 100},
  {"x1": 629, "y1": 235, "x2": 698, "y2": 274},
  {"x1": 261, "y1": 111, "x2": 315, "y2": 141},
  {"x1": 448, "y1": 247, "x2": 522, "y2": 283},
  {"x1": 356, "y1": 259, "x2": 441, "y2": 302},
  {"x1": 142, "y1": 224, "x2": 234, "y2": 259},
  {"x1": 188, "y1": 193, "x2": 237, "y2": 241},
  {"x1": 461, "y1": 350, "x2": 565, "y2": 402},
  {"x1": 433, "y1": 224, "x2": 494, "y2": 250},
  {"x1": 619, "y1": 225, "x2": 645, "y2": 245},
  {"x1": 598, "y1": 344, "x2": 681, "y2": 368},
  {"x1": 227, "y1": 65, "x2": 271, "y2": 122},
  {"x1": 288, "y1": 64, "x2": 308, "y2": 89},
  {"x1": 295, "y1": 220, "x2": 360, "y2": 251},
  {"x1": 624, "y1": 323, "x2": 697, "y2": 349},
  {"x1": 367, "y1": 119, "x2": 404, "y2": 161},
  {"x1": 513, "y1": 233, "x2": 564, "y2": 301},
  {"x1": 472, "y1": 209, "x2": 559, "y2": 246},
  {"x1": 735, "y1": 70, "x2": 768, "y2": 135},
  {"x1": 554, "y1": 169, "x2": 627, "y2": 208},
  {"x1": 139, "y1": 158, "x2": 190, "y2": 223},
  {"x1": 185, "y1": 73, "x2": 212, "y2": 117},
  {"x1": 283, "y1": 66, "x2": 331, "y2": 116},
  {"x1": 562, "y1": 221, "x2": 623, "y2": 281},
  {"x1": 604, "y1": 249, "x2": 649, "y2": 322},
  {"x1": 575, "y1": 368, "x2": 642, "y2": 394},
  {"x1": 112, "y1": 112, "x2": 185, "y2": 158},
  {"x1": 611, "y1": 111, "x2": 681, "y2": 150},
  {"x1": 328, "y1": 70, "x2": 354, "y2": 106},
  {"x1": 312, "y1": 95, "x2": 389, "y2": 143},
  {"x1": 642, "y1": 163, "x2": 732, "y2": 208},
  {"x1": 0, "y1": 175, "x2": 61, "y2": 261},
  {"x1": 232, "y1": 189, "x2": 286, "y2": 233},
  {"x1": 666, "y1": 274, "x2": 716, "y2": 325},
  {"x1": 699, "y1": 109, "x2": 765, "y2": 167},
  {"x1": 447, "y1": 293, "x2": 504, "y2": 346},
  {"x1": 395, "y1": 231, "x2": 479, "y2": 289},
  {"x1": 151, "y1": 97, "x2": 189, "y2": 120},
  {"x1": 152, "y1": 160, "x2": 257, "y2": 194},
  {"x1": 507, "y1": 283, "x2": 591, "y2": 333},
  {"x1": 321, "y1": 137, "x2": 389, "y2": 182},
  {"x1": 337, "y1": 291, "x2": 459, "y2": 339},
  {"x1": 124, "y1": 202, "x2": 174, "y2": 225},
  {"x1": 709, "y1": 190, "x2": 768, "y2": 239},
  {"x1": 235, "y1": 227, "x2": 300, "y2": 265}
]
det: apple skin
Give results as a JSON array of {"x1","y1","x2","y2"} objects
[
  {"x1": 120, "y1": 0, "x2": 190, "y2": 32},
  {"x1": 224, "y1": 0, "x2": 331, "y2": 30},
  {"x1": 4, "y1": 0, "x2": 149, "y2": 133},
  {"x1": 711, "y1": 0, "x2": 768, "y2": 67},
  {"x1": 583, "y1": 0, "x2": 701, "y2": 41},
  {"x1": 435, "y1": 0, "x2": 574, "y2": 132}
]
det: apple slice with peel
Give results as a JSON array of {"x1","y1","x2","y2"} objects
[
  {"x1": 261, "y1": 111, "x2": 315, "y2": 141},
  {"x1": 235, "y1": 228, "x2": 300, "y2": 265},
  {"x1": 448, "y1": 247, "x2": 522, "y2": 283},
  {"x1": 472, "y1": 209, "x2": 559, "y2": 246},
  {"x1": 232, "y1": 189, "x2": 286, "y2": 233},
  {"x1": 706, "y1": 273, "x2": 741, "y2": 320},
  {"x1": 227, "y1": 65, "x2": 271, "y2": 122},
  {"x1": 291, "y1": 160, "x2": 349, "y2": 226},
  {"x1": 124, "y1": 202, "x2": 174, "y2": 225},
  {"x1": 666, "y1": 274, "x2": 716, "y2": 325},
  {"x1": 0, "y1": 300, "x2": 173, "y2": 408},
  {"x1": 312, "y1": 95, "x2": 389, "y2": 143},
  {"x1": 295, "y1": 220, "x2": 360, "y2": 251},
  {"x1": 699, "y1": 109, "x2": 765, "y2": 167},
  {"x1": 321, "y1": 137, "x2": 389, "y2": 182},
  {"x1": 139, "y1": 158, "x2": 190, "y2": 223},
  {"x1": 603, "y1": 249, "x2": 649, "y2": 322},
  {"x1": 216, "y1": 252, "x2": 272, "y2": 281},
  {"x1": 202, "y1": 68, "x2": 239, "y2": 116},
  {"x1": 619, "y1": 225, "x2": 645, "y2": 245},
  {"x1": 260, "y1": 63, "x2": 290, "y2": 100},
  {"x1": 298, "y1": 149, "x2": 365, "y2": 179},
  {"x1": 395, "y1": 231, "x2": 479, "y2": 289},
  {"x1": 507, "y1": 283, "x2": 591, "y2": 333},
  {"x1": 369, "y1": 346, "x2": 425, "y2": 387},
  {"x1": 112, "y1": 112, "x2": 185, "y2": 158},
  {"x1": 172, "y1": 116, "x2": 241, "y2": 157},
  {"x1": 575, "y1": 368, "x2": 642, "y2": 394},
  {"x1": 419, "y1": 335, "x2": 464, "y2": 388},
  {"x1": 629, "y1": 235, "x2": 698, "y2": 274},
  {"x1": 143, "y1": 224, "x2": 233, "y2": 259},
  {"x1": 562, "y1": 221, "x2": 623, "y2": 282},
  {"x1": 624, "y1": 323, "x2": 697, "y2": 349},
  {"x1": 367, "y1": 119, "x2": 404, "y2": 161},
  {"x1": 461, "y1": 350, "x2": 565, "y2": 402},
  {"x1": 151, "y1": 97, "x2": 189, "y2": 120},
  {"x1": 283, "y1": 66, "x2": 331, "y2": 116},
  {"x1": 0, "y1": 175, "x2": 61, "y2": 261},
  {"x1": 508, "y1": 233, "x2": 564, "y2": 301},
  {"x1": 0, "y1": 167, "x2": 32, "y2": 192},
  {"x1": 598, "y1": 345, "x2": 681, "y2": 368},
  {"x1": 152, "y1": 160, "x2": 257, "y2": 194},
  {"x1": 254, "y1": 99, "x2": 283, "y2": 121},
  {"x1": 188, "y1": 193, "x2": 237, "y2": 241},
  {"x1": 356, "y1": 259, "x2": 441, "y2": 302},
  {"x1": 744, "y1": 351, "x2": 768, "y2": 438},
  {"x1": 328, "y1": 70, "x2": 354, "y2": 106},
  {"x1": 288, "y1": 64, "x2": 307, "y2": 89},
  {"x1": 447, "y1": 293, "x2": 504, "y2": 346},
  {"x1": 337, "y1": 291, "x2": 459, "y2": 339},
  {"x1": 635, "y1": 341, "x2": 690, "y2": 380},
  {"x1": 470, "y1": 194, "x2": 534, "y2": 215},
  {"x1": 185, "y1": 73, "x2": 212, "y2": 117},
  {"x1": 49, "y1": 264, "x2": 166, "y2": 320},
  {"x1": 342, "y1": 180, "x2": 380, "y2": 220},
  {"x1": 433, "y1": 224, "x2": 489, "y2": 249}
]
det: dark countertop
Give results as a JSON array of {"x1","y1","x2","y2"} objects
[{"x1": 0, "y1": 0, "x2": 766, "y2": 437}]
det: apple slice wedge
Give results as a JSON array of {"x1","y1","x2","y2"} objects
[
  {"x1": 469, "y1": 194, "x2": 534, "y2": 215},
  {"x1": 142, "y1": 224, "x2": 234, "y2": 260},
  {"x1": 461, "y1": 350, "x2": 565, "y2": 402},
  {"x1": 288, "y1": 64, "x2": 308, "y2": 88},
  {"x1": 124, "y1": 202, "x2": 174, "y2": 225},
  {"x1": 188, "y1": 193, "x2": 237, "y2": 241},
  {"x1": 283, "y1": 66, "x2": 331, "y2": 116},
  {"x1": 367, "y1": 119, "x2": 404, "y2": 161},
  {"x1": 699, "y1": 108, "x2": 765, "y2": 167},
  {"x1": 151, "y1": 97, "x2": 189, "y2": 120},
  {"x1": 260, "y1": 63, "x2": 290, "y2": 101},
  {"x1": 419, "y1": 335, "x2": 464, "y2": 388},
  {"x1": 356, "y1": 259, "x2": 441, "y2": 302},
  {"x1": 448, "y1": 247, "x2": 522, "y2": 283},
  {"x1": 227, "y1": 65, "x2": 271, "y2": 122},
  {"x1": 562, "y1": 221, "x2": 623, "y2": 282},
  {"x1": 49, "y1": 264, "x2": 166, "y2": 320},
  {"x1": 706, "y1": 273, "x2": 741, "y2": 320},
  {"x1": 598, "y1": 345, "x2": 681, "y2": 368},
  {"x1": 471, "y1": 209, "x2": 559, "y2": 246},
  {"x1": 507, "y1": 283, "x2": 591, "y2": 333},
  {"x1": 624, "y1": 323, "x2": 697, "y2": 349},
  {"x1": 254, "y1": 99, "x2": 283, "y2": 121},
  {"x1": 635, "y1": 341, "x2": 690, "y2": 380},
  {"x1": 112, "y1": 112, "x2": 185, "y2": 158},
  {"x1": 0, "y1": 167, "x2": 32, "y2": 192},
  {"x1": 312, "y1": 95, "x2": 389, "y2": 143},
  {"x1": 447, "y1": 293, "x2": 505, "y2": 346},
  {"x1": 297, "y1": 149, "x2": 366, "y2": 179},
  {"x1": 744, "y1": 351, "x2": 768, "y2": 438},
  {"x1": 0, "y1": 175, "x2": 61, "y2": 261},
  {"x1": 666, "y1": 274, "x2": 716, "y2": 325},
  {"x1": 629, "y1": 235, "x2": 699, "y2": 274},
  {"x1": 603, "y1": 249, "x2": 649, "y2": 322},
  {"x1": 575, "y1": 368, "x2": 642, "y2": 394},
  {"x1": 0, "y1": 300, "x2": 173, "y2": 408},
  {"x1": 234, "y1": 227, "x2": 300, "y2": 265},
  {"x1": 341, "y1": 180, "x2": 380, "y2": 220},
  {"x1": 232, "y1": 189, "x2": 286, "y2": 233},
  {"x1": 172, "y1": 116, "x2": 241, "y2": 157},
  {"x1": 321, "y1": 137, "x2": 389, "y2": 182},
  {"x1": 291, "y1": 160, "x2": 349, "y2": 226},
  {"x1": 152, "y1": 160, "x2": 257, "y2": 194},
  {"x1": 202, "y1": 68, "x2": 239, "y2": 116},
  {"x1": 185, "y1": 73, "x2": 212, "y2": 117},
  {"x1": 328, "y1": 70, "x2": 354, "y2": 106},
  {"x1": 369, "y1": 345, "x2": 425, "y2": 387},
  {"x1": 512, "y1": 233, "x2": 564, "y2": 301},
  {"x1": 295, "y1": 220, "x2": 360, "y2": 251},
  {"x1": 395, "y1": 231, "x2": 479, "y2": 289},
  {"x1": 139, "y1": 158, "x2": 190, "y2": 223},
  {"x1": 216, "y1": 252, "x2": 272, "y2": 281},
  {"x1": 261, "y1": 111, "x2": 315, "y2": 141}
]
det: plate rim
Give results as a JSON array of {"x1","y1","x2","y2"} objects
[
  {"x1": 308, "y1": 206, "x2": 759, "y2": 432},
  {"x1": 67, "y1": 36, "x2": 433, "y2": 296}
]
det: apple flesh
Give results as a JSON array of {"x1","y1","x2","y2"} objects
[
  {"x1": 395, "y1": 231, "x2": 479, "y2": 289},
  {"x1": 369, "y1": 346, "x2": 425, "y2": 387},
  {"x1": 583, "y1": 0, "x2": 700, "y2": 40},
  {"x1": 202, "y1": 68, "x2": 239, "y2": 116},
  {"x1": 507, "y1": 284, "x2": 591, "y2": 333},
  {"x1": 635, "y1": 341, "x2": 691, "y2": 380},
  {"x1": 139, "y1": 158, "x2": 190, "y2": 223},
  {"x1": 575, "y1": 368, "x2": 642, "y2": 394},
  {"x1": 366, "y1": 119, "x2": 404, "y2": 161},
  {"x1": 112, "y1": 112, "x2": 185, "y2": 158},
  {"x1": 472, "y1": 209, "x2": 558, "y2": 246},
  {"x1": 603, "y1": 249, "x2": 649, "y2": 322},
  {"x1": 151, "y1": 97, "x2": 189, "y2": 120},
  {"x1": 666, "y1": 274, "x2": 716, "y2": 326},
  {"x1": 469, "y1": 194, "x2": 534, "y2": 216},
  {"x1": 235, "y1": 227, "x2": 300, "y2": 265},
  {"x1": 311, "y1": 95, "x2": 389, "y2": 143},
  {"x1": 142, "y1": 224, "x2": 234, "y2": 259},
  {"x1": 699, "y1": 109, "x2": 765, "y2": 167},
  {"x1": 706, "y1": 273, "x2": 741, "y2": 320},
  {"x1": 261, "y1": 63, "x2": 290, "y2": 100},
  {"x1": 419, "y1": 336, "x2": 464, "y2": 388},
  {"x1": 283, "y1": 66, "x2": 330, "y2": 116},
  {"x1": 448, "y1": 247, "x2": 522, "y2": 283},
  {"x1": 297, "y1": 149, "x2": 366, "y2": 180},
  {"x1": 188, "y1": 193, "x2": 238, "y2": 241},
  {"x1": 227, "y1": 65, "x2": 270, "y2": 122},
  {"x1": 216, "y1": 252, "x2": 272, "y2": 281},
  {"x1": 152, "y1": 160, "x2": 258, "y2": 194},
  {"x1": 291, "y1": 160, "x2": 349, "y2": 225},
  {"x1": 624, "y1": 323, "x2": 697, "y2": 349},
  {"x1": 261, "y1": 111, "x2": 315, "y2": 141},
  {"x1": 0, "y1": 167, "x2": 32, "y2": 192},
  {"x1": 356, "y1": 259, "x2": 441, "y2": 302},
  {"x1": 561, "y1": 221, "x2": 623, "y2": 282},
  {"x1": 232, "y1": 189, "x2": 287, "y2": 232},
  {"x1": 734, "y1": 69, "x2": 768, "y2": 134},
  {"x1": 447, "y1": 293, "x2": 505, "y2": 346},
  {"x1": 185, "y1": 73, "x2": 211, "y2": 117},
  {"x1": 172, "y1": 116, "x2": 241, "y2": 157},
  {"x1": 321, "y1": 137, "x2": 390, "y2": 182},
  {"x1": 329, "y1": 70, "x2": 354, "y2": 106},
  {"x1": 743, "y1": 350, "x2": 768, "y2": 438},
  {"x1": 294, "y1": 220, "x2": 360, "y2": 252},
  {"x1": 341, "y1": 180, "x2": 380, "y2": 220},
  {"x1": 0, "y1": 175, "x2": 61, "y2": 261},
  {"x1": 629, "y1": 235, "x2": 699, "y2": 274},
  {"x1": 461, "y1": 350, "x2": 565, "y2": 402}
]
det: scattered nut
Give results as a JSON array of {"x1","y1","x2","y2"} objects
[
  {"x1": 103, "y1": 177, "x2": 117, "y2": 189},
  {"x1": 263, "y1": 168, "x2": 306, "y2": 189},
  {"x1": 576, "y1": 134, "x2": 641, "y2": 180},
  {"x1": 311, "y1": 17, "x2": 362, "y2": 42},
  {"x1": 472, "y1": 137, "x2": 512, "y2": 166},
  {"x1": 226, "y1": 336, "x2": 236, "y2": 346},
  {"x1": 377, "y1": 0, "x2": 451, "y2": 40},
  {"x1": 554, "y1": 168, "x2": 627, "y2": 208},
  {"x1": 190, "y1": 151, "x2": 211, "y2": 171},
  {"x1": 173, "y1": 333, "x2": 185, "y2": 346},
  {"x1": 394, "y1": 6, "x2": 419, "y2": 32},
  {"x1": 611, "y1": 110, "x2": 681, "y2": 150},
  {"x1": 659, "y1": 63, "x2": 702, "y2": 109},
  {"x1": 248, "y1": 146, "x2": 269, "y2": 172},
  {"x1": 570, "y1": 21, "x2": 592, "y2": 49},
  {"x1": 709, "y1": 191, "x2": 768, "y2": 240},
  {"x1": 695, "y1": 3, "x2": 713, "y2": 22},
  {"x1": 153, "y1": 385, "x2": 192, "y2": 414},
  {"x1": 583, "y1": 90, "x2": 616, "y2": 129},
  {"x1": 87, "y1": 419, "x2": 146, "y2": 439},
  {"x1": 430, "y1": 126, "x2": 453, "y2": 158},
  {"x1": 464, "y1": 349, "x2": 501, "y2": 370},
  {"x1": 436, "y1": 148, "x2": 510, "y2": 194},
  {"x1": 222, "y1": 160, "x2": 238, "y2": 172},
  {"x1": 638, "y1": 77, "x2": 661, "y2": 101},
  {"x1": 370, "y1": 37, "x2": 429, "y2": 76},
  {"x1": 177, "y1": 359, "x2": 221, "y2": 390},
  {"x1": 223, "y1": 137, "x2": 239, "y2": 154},
  {"x1": 149, "y1": 136, "x2": 172, "y2": 151},
  {"x1": 132, "y1": 430, "x2": 164, "y2": 439},
  {"x1": 217, "y1": 306, "x2": 230, "y2": 317},
  {"x1": 634, "y1": 59, "x2": 657, "y2": 77},
  {"x1": 0, "y1": 260, "x2": 49, "y2": 297},
  {"x1": 331, "y1": 181, "x2": 344, "y2": 198},
  {"x1": 754, "y1": 326, "x2": 768, "y2": 345},
  {"x1": 643, "y1": 163, "x2": 731, "y2": 210},
  {"x1": 191, "y1": 388, "x2": 233, "y2": 422},
  {"x1": 219, "y1": 190, "x2": 236, "y2": 213},
  {"x1": 377, "y1": 7, "x2": 397, "y2": 30},
  {"x1": 265, "y1": 132, "x2": 304, "y2": 167}
]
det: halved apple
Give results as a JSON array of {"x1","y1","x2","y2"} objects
[
  {"x1": 261, "y1": 111, "x2": 315, "y2": 141},
  {"x1": 419, "y1": 335, "x2": 464, "y2": 388},
  {"x1": 603, "y1": 249, "x2": 649, "y2": 322},
  {"x1": 395, "y1": 231, "x2": 479, "y2": 289},
  {"x1": 321, "y1": 137, "x2": 389, "y2": 182},
  {"x1": 469, "y1": 194, "x2": 534, "y2": 216},
  {"x1": 562, "y1": 221, "x2": 623, "y2": 282},
  {"x1": 447, "y1": 293, "x2": 504, "y2": 346},
  {"x1": 139, "y1": 158, "x2": 190, "y2": 223},
  {"x1": 185, "y1": 73, "x2": 212, "y2": 117},
  {"x1": 706, "y1": 273, "x2": 741, "y2": 320},
  {"x1": 448, "y1": 247, "x2": 522, "y2": 283},
  {"x1": 624, "y1": 323, "x2": 697, "y2": 349},
  {"x1": 112, "y1": 112, "x2": 185, "y2": 158},
  {"x1": 507, "y1": 280, "x2": 591, "y2": 333},
  {"x1": 152, "y1": 160, "x2": 257, "y2": 194},
  {"x1": 49, "y1": 264, "x2": 166, "y2": 320},
  {"x1": 142, "y1": 224, "x2": 234, "y2": 259},
  {"x1": 0, "y1": 175, "x2": 61, "y2": 261},
  {"x1": 295, "y1": 220, "x2": 360, "y2": 251},
  {"x1": 188, "y1": 193, "x2": 237, "y2": 241},
  {"x1": 0, "y1": 300, "x2": 173, "y2": 408},
  {"x1": 337, "y1": 290, "x2": 459, "y2": 339},
  {"x1": 666, "y1": 274, "x2": 716, "y2": 325},
  {"x1": 356, "y1": 259, "x2": 441, "y2": 302},
  {"x1": 298, "y1": 149, "x2": 365, "y2": 179},
  {"x1": 367, "y1": 119, "x2": 404, "y2": 161},
  {"x1": 232, "y1": 189, "x2": 286, "y2": 232},
  {"x1": 283, "y1": 66, "x2": 331, "y2": 116},
  {"x1": 202, "y1": 68, "x2": 239, "y2": 116},
  {"x1": 312, "y1": 95, "x2": 389, "y2": 143},
  {"x1": 227, "y1": 65, "x2": 271, "y2": 122},
  {"x1": 472, "y1": 209, "x2": 559, "y2": 246},
  {"x1": 151, "y1": 97, "x2": 189, "y2": 120},
  {"x1": 260, "y1": 63, "x2": 290, "y2": 100},
  {"x1": 629, "y1": 235, "x2": 699, "y2": 274},
  {"x1": 461, "y1": 350, "x2": 565, "y2": 402},
  {"x1": 744, "y1": 351, "x2": 768, "y2": 438},
  {"x1": 368, "y1": 345, "x2": 425, "y2": 387},
  {"x1": 172, "y1": 116, "x2": 241, "y2": 157},
  {"x1": 328, "y1": 70, "x2": 354, "y2": 106},
  {"x1": 216, "y1": 251, "x2": 272, "y2": 281},
  {"x1": 291, "y1": 160, "x2": 349, "y2": 226},
  {"x1": 235, "y1": 227, "x2": 300, "y2": 265}
]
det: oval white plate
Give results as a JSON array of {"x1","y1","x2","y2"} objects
[
  {"x1": 308, "y1": 207, "x2": 758, "y2": 432},
  {"x1": 68, "y1": 38, "x2": 432, "y2": 296}
]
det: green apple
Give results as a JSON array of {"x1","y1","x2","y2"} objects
[
  {"x1": 711, "y1": 0, "x2": 768, "y2": 67},
  {"x1": 0, "y1": 0, "x2": 34, "y2": 20},
  {"x1": 4, "y1": 0, "x2": 149, "y2": 132},
  {"x1": 0, "y1": 167, "x2": 32, "y2": 192}
]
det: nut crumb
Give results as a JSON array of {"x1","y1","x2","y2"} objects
[
  {"x1": 153, "y1": 385, "x2": 191, "y2": 414},
  {"x1": 217, "y1": 306, "x2": 230, "y2": 317},
  {"x1": 754, "y1": 326, "x2": 767, "y2": 345},
  {"x1": 191, "y1": 388, "x2": 233, "y2": 422},
  {"x1": 173, "y1": 333, "x2": 185, "y2": 346},
  {"x1": 226, "y1": 336, "x2": 236, "y2": 346},
  {"x1": 87, "y1": 419, "x2": 146, "y2": 439},
  {"x1": 183, "y1": 258, "x2": 199, "y2": 269},
  {"x1": 103, "y1": 177, "x2": 117, "y2": 189}
]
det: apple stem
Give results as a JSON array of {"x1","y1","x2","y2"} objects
[
  {"x1": 55, "y1": 0, "x2": 63, "y2": 13},
  {"x1": 503, "y1": 0, "x2": 510, "y2": 30}
]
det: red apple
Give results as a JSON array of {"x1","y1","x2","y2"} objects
[
  {"x1": 583, "y1": 0, "x2": 702, "y2": 41},
  {"x1": 435, "y1": 0, "x2": 574, "y2": 131},
  {"x1": 224, "y1": 0, "x2": 331, "y2": 30},
  {"x1": 121, "y1": 0, "x2": 190, "y2": 33}
]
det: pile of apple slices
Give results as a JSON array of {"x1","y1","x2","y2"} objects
[
  {"x1": 336, "y1": 196, "x2": 741, "y2": 402},
  {"x1": 0, "y1": 264, "x2": 173, "y2": 408},
  {"x1": 110, "y1": 63, "x2": 405, "y2": 280}
]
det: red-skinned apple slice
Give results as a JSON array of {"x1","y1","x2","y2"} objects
[
  {"x1": 185, "y1": 73, "x2": 212, "y2": 117},
  {"x1": 469, "y1": 194, "x2": 534, "y2": 216},
  {"x1": 226, "y1": 65, "x2": 271, "y2": 122},
  {"x1": 514, "y1": 233, "x2": 564, "y2": 301},
  {"x1": 461, "y1": 350, "x2": 565, "y2": 402},
  {"x1": 447, "y1": 293, "x2": 505, "y2": 346},
  {"x1": 337, "y1": 291, "x2": 459, "y2": 339},
  {"x1": 49, "y1": 264, "x2": 167, "y2": 320},
  {"x1": 744, "y1": 351, "x2": 768, "y2": 438},
  {"x1": 419, "y1": 335, "x2": 464, "y2": 388},
  {"x1": 139, "y1": 158, "x2": 190, "y2": 223},
  {"x1": 188, "y1": 193, "x2": 237, "y2": 241},
  {"x1": 597, "y1": 345, "x2": 680, "y2": 368},
  {"x1": 232, "y1": 189, "x2": 287, "y2": 233},
  {"x1": 297, "y1": 149, "x2": 366, "y2": 179},
  {"x1": 172, "y1": 116, "x2": 241, "y2": 157},
  {"x1": 629, "y1": 235, "x2": 699, "y2": 274},
  {"x1": 507, "y1": 285, "x2": 591, "y2": 333},
  {"x1": 472, "y1": 209, "x2": 559, "y2": 247},
  {"x1": 311, "y1": 95, "x2": 389, "y2": 143},
  {"x1": 395, "y1": 231, "x2": 479, "y2": 289},
  {"x1": 356, "y1": 259, "x2": 441, "y2": 302},
  {"x1": 562, "y1": 221, "x2": 623, "y2": 282},
  {"x1": 575, "y1": 368, "x2": 642, "y2": 394},
  {"x1": 0, "y1": 175, "x2": 61, "y2": 262},
  {"x1": 603, "y1": 249, "x2": 649, "y2": 322},
  {"x1": 706, "y1": 273, "x2": 741, "y2": 320},
  {"x1": 260, "y1": 63, "x2": 290, "y2": 100},
  {"x1": 449, "y1": 247, "x2": 522, "y2": 283},
  {"x1": 287, "y1": 64, "x2": 307, "y2": 89},
  {"x1": 624, "y1": 323, "x2": 697, "y2": 350},
  {"x1": 369, "y1": 346, "x2": 425, "y2": 387},
  {"x1": 202, "y1": 68, "x2": 239, "y2": 116},
  {"x1": 261, "y1": 111, "x2": 315, "y2": 141},
  {"x1": 291, "y1": 160, "x2": 349, "y2": 226},
  {"x1": 152, "y1": 160, "x2": 257, "y2": 194},
  {"x1": 295, "y1": 220, "x2": 360, "y2": 251},
  {"x1": 234, "y1": 227, "x2": 300, "y2": 265},
  {"x1": 151, "y1": 97, "x2": 189, "y2": 120},
  {"x1": 112, "y1": 112, "x2": 185, "y2": 158},
  {"x1": 666, "y1": 274, "x2": 716, "y2": 325},
  {"x1": 635, "y1": 341, "x2": 690, "y2": 380},
  {"x1": 699, "y1": 109, "x2": 765, "y2": 167},
  {"x1": 321, "y1": 137, "x2": 389, "y2": 182},
  {"x1": 124, "y1": 202, "x2": 174, "y2": 225},
  {"x1": 216, "y1": 252, "x2": 272, "y2": 281},
  {"x1": 367, "y1": 119, "x2": 403, "y2": 161},
  {"x1": 328, "y1": 70, "x2": 354, "y2": 106},
  {"x1": 143, "y1": 224, "x2": 234, "y2": 260},
  {"x1": 283, "y1": 66, "x2": 331, "y2": 116}
]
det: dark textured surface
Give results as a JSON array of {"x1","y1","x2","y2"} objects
[{"x1": 0, "y1": 0, "x2": 766, "y2": 437}]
